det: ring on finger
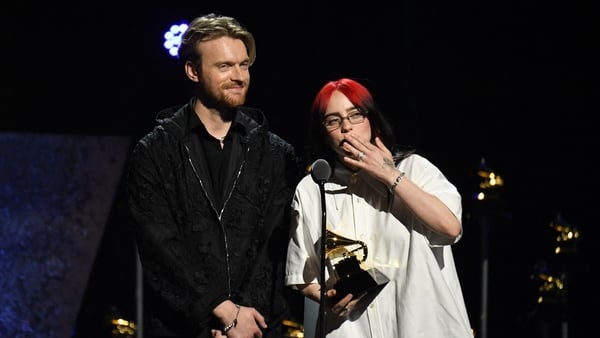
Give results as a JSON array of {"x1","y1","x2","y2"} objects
[{"x1": 357, "y1": 151, "x2": 365, "y2": 161}]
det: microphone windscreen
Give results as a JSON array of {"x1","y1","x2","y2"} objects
[{"x1": 311, "y1": 159, "x2": 331, "y2": 183}]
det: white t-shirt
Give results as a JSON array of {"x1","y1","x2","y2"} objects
[{"x1": 285, "y1": 154, "x2": 473, "y2": 338}]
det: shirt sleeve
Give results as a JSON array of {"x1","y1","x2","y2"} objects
[
  {"x1": 285, "y1": 178, "x2": 323, "y2": 287},
  {"x1": 399, "y1": 154, "x2": 463, "y2": 246}
]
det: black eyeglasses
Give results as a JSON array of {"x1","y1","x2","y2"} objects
[{"x1": 322, "y1": 108, "x2": 368, "y2": 130}]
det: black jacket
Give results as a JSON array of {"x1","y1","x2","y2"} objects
[{"x1": 126, "y1": 99, "x2": 302, "y2": 337}]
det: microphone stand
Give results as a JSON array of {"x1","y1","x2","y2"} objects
[
  {"x1": 317, "y1": 179, "x2": 327, "y2": 338},
  {"x1": 310, "y1": 159, "x2": 331, "y2": 338}
]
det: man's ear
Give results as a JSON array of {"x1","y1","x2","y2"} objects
[{"x1": 184, "y1": 61, "x2": 200, "y2": 82}]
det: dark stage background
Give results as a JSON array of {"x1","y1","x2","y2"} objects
[{"x1": 1, "y1": 1, "x2": 597, "y2": 337}]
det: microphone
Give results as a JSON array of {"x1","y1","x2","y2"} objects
[
  {"x1": 310, "y1": 158, "x2": 331, "y2": 338},
  {"x1": 311, "y1": 159, "x2": 331, "y2": 183}
]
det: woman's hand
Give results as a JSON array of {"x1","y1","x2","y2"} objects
[
  {"x1": 298, "y1": 284, "x2": 365, "y2": 317},
  {"x1": 327, "y1": 289, "x2": 365, "y2": 317},
  {"x1": 341, "y1": 133, "x2": 398, "y2": 185}
]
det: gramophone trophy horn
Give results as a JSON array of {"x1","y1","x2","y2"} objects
[
  {"x1": 325, "y1": 230, "x2": 387, "y2": 304},
  {"x1": 325, "y1": 230, "x2": 368, "y2": 263}
]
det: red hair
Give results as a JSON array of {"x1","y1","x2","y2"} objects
[{"x1": 310, "y1": 78, "x2": 375, "y2": 115}]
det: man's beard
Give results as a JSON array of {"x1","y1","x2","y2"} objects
[{"x1": 196, "y1": 83, "x2": 247, "y2": 110}]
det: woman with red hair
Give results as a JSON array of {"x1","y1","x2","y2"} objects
[{"x1": 285, "y1": 78, "x2": 473, "y2": 337}]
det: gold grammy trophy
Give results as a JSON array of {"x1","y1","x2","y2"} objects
[{"x1": 325, "y1": 230, "x2": 388, "y2": 303}]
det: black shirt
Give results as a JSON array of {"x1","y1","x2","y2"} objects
[{"x1": 188, "y1": 112, "x2": 241, "y2": 210}]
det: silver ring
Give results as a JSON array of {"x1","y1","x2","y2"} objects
[
  {"x1": 357, "y1": 151, "x2": 365, "y2": 161},
  {"x1": 342, "y1": 307, "x2": 349, "y2": 312}
]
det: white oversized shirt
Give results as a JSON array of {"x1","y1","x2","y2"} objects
[{"x1": 285, "y1": 154, "x2": 473, "y2": 338}]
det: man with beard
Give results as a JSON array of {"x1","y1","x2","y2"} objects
[{"x1": 126, "y1": 13, "x2": 302, "y2": 338}]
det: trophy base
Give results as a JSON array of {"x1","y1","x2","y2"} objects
[{"x1": 331, "y1": 260, "x2": 389, "y2": 304}]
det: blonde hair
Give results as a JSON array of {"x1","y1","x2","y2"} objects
[{"x1": 178, "y1": 13, "x2": 256, "y2": 66}]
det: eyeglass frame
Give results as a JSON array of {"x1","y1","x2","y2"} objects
[{"x1": 321, "y1": 108, "x2": 369, "y2": 131}]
